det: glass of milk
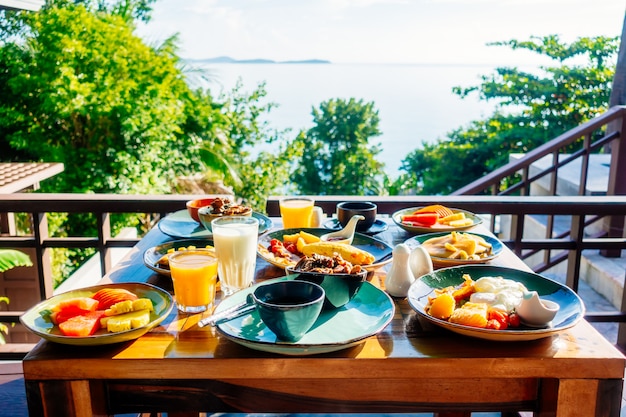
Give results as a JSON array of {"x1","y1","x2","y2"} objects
[{"x1": 211, "y1": 216, "x2": 260, "y2": 296}]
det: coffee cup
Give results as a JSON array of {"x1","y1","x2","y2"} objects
[{"x1": 336, "y1": 201, "x2": 377, "y2": 232}]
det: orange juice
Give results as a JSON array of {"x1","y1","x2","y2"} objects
[
  {"x1": 279, "y1": 198, "x2": 315, "y2": 229},
  {"x1": 169, "y1": 251, "x2": 218, "y2": 313}
]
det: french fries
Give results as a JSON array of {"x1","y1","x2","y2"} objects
[{"x1": 422, "y1": 231, "x2": 493, "y2": 260}]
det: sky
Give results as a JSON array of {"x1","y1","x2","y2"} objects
[{"x1": 136, "y1": 0, "x2": 626, "y2": 66}]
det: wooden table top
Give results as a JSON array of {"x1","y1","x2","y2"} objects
[{"x1": 23, "y1": 219, "x2": 625, "y2": 375}]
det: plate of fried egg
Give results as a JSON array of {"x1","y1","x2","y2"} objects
[{"x1": 407, "y1": 265, "x2": 584, "y2": 341}]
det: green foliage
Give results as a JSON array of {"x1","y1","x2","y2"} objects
[
  {"x1": 395, "y1": 35, "x2": 618, "y2": 195},
  {"x1": 0, "y1": 250, "x2": 32, "y2": 273},
  {"x1": 0, "y1": 2, "x2": 298, "y2": 283},
  {"x1": 293, "y1": 98, "x2": 386, "y2": 195}
]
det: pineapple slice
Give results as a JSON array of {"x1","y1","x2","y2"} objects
[
  {"x1": 105, "y1": 300, "x2": 133, "y2": 316},
  {"x1": 132, "y1": 298, "x2": 154, "y2": 312},
  {"x1": 103, "y1": 309, "x2": 151, "y2": 332}
]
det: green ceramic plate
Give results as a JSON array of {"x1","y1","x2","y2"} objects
[
  {"x1": 20, "y1": 282, "x2": 173, "y2": 346},
  {"x1": 216, "y1": 276, "x2": 395, "y2": 355},
  {"x1": 257, "y1": 228, "x2": 393, "y2": 271},
  {"x1": 392, "y1": 207, "x2": 483, "y2": 234},
  {"x1": 158, "y1": 210, "x2": 272, "y2": 239},
  {"x1": 407, "y1": 265, "x2": 585, "y2": 341},
  {"x1": 143, "y1": 238, "x2": 216, "y2": 276},
  {"x1": 404, "y1": 231, "x2": 504, "y2": 267}
]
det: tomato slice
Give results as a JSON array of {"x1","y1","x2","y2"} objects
[
  {"x1": 58, "y1": 311, "x2": 106, "y2": 337},
  {"x1": 402, "y1": 213, "x2": 439, "y2": 226}
]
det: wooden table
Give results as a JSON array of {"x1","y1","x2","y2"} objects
[{"x1": 22, "y1": 220, "x2": 626, "y2": 417}]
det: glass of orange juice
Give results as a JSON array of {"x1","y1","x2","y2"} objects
[
  {"x1": 169, "y1": 250, "x2": 218, "y2": 313},
  {"x1": 279, "y1": 197, "x2": 315, "y2": 229}
]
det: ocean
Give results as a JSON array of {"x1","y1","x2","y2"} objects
[{"x1": 197, "y1": 63, "x2": 503, "y2": 177}]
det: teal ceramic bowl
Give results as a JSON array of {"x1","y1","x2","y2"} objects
[
  {"x1": 252, "y1": 280, "x2": 325, "y2": 342},
  {"x1": 285, "y1": 266, "x2": 367, "y2": 310}
]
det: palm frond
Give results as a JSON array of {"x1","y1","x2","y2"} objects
[{"x1": 0, "y1": 249, "x2": 33, "y2": 273}]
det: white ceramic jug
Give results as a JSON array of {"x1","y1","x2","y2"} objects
[{"x1": 384, "y1": 244, "x2": 416, "y2": 298}]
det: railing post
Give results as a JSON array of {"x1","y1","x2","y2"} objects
[
  {"x1": 33, "y1": 212, "x2": 54, "y2": 300},
  {"x1": 603, "y1": 109, "x2": 626, "y2": 257},
  {"x1": 98, "y1": 212, "x2": 112, "y2": 276}
]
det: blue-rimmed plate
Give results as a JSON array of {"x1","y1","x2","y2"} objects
[
  {"x1": 407, "y1": 265, "x2": 585, "y2": 341},
  {"x1": 20, "y1": 282, "x2": 173, "y2": 346},
  {"x1": 158, "y1": 210, "x2": 272, "y2": 239},
  {"x1": 404, "y1": 231, "x2": 503, "y2": 267},
  {"x1": 215, "y1": 276, "x2": 395, "y2": 355},
  {"x1": 143, "y1": 239, "x2": 216, "y2": 276},
  {"x1": 257, "y1": 228, "x2": 393, "y2": 271},
  {"x1": 392, "y1": 207, "x2": 482, "y2": 234}
]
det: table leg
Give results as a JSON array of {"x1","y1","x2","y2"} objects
[
  {"x1": 25, "y1": 379, "x2": 108, "y2": 417},
  {"x1": 536, "y1": 378, "x2": 623, "y2": 417}
]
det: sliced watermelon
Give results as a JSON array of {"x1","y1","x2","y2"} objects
[
  {"x1": 43, "y1": 297, "x2": 100, "y2": 324},
  {"x1": 58, "y1": 310, "x2": 106, "y2": 337}
]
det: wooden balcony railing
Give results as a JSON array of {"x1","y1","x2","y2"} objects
[{"x1": 453, "y1": 105, "x2": 626, "y2": 263}]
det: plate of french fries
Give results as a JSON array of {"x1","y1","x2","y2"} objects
[
  {"x1": 257, "y1": 228, "x2": 393, "y2": 271},
  {"x1": 404, "y1": 231, "x2": 503, "y2": 267},
  {"x1": 392, "y1": 205, "x2": 483, "y2": 234}
]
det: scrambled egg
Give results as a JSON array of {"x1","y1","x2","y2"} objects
[{"x1": 469, "y1": 276, "x2": 528, "y2": 313}]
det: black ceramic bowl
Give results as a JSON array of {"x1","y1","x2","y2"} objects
[{"x1": 285, "y1": 267, "x2": 367, "y2": 310}]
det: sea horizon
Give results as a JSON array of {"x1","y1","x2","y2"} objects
[{"x1": 193, "y1": 61, "x2": 530, "y2": 178}]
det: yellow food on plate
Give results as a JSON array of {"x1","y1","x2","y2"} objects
[
  {"x1": 448, "y1": 302, "x2": 489, "y2": 328},
  {"x1": 422, "y1": 232, "x2": 493, "y2": 260},
  {"x1": 155, "y1": 245, "x2": 214, "y2": 269},
  {"x1": 300, "y1": 241, "x2": 375, "y2": 265},
  {"x1": 427, "y1": 292, "x2": 456, "y2": 319},
  {"x1": 102, "y1": 309, "x2": 151, "y2": 333}
]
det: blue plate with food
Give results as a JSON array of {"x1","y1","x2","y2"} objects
[
  {"x1": 404, "y1": 231, "x2": 503, "y2": 267},
  {"x1": 257, "y1": 228, "x2": 393, "y2": 272},
  {"x1": 158, "y1": 209, "x2": 272, "y2": 239},
  {"x1": 407, "y1": 265, "x2": 584, "y2": 341}
]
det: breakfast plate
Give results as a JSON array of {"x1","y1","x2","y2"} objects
[
  {"x1": 257, "y1": 228, "x2": 393, "y2": 271},
  {"x1": 323, "y1": 218, "x2": 389, "y2": 236},
  {"x1": 158, "y1": 210, "x2": 272, "y2": 239},
  {"x1": 407, "y1": 265, "x2": 585, "y2": 341},
  {"x1": 404, "y1": 231, "x2": 504, "y2": 267},
  {"x1": 392, "y1": 207, "x2": 482, "y2": 234},
  {"x1": 215, "y1": 276, "x2": 395, "y2": 355},
  {"x1": 143, "y1": 239, "x2": 215, "y2": 276},
  {"x1": 20, "y1": 282, "x2": 173, "y2": 346}
]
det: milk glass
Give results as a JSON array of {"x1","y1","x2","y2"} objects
[{"x1": 211, "y1": 216, "x2": 259, "y2": 296}]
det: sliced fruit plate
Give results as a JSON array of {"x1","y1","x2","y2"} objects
[
  {"x1": 20, "y1": 282, "x2": 173, "y2": 346},
  {"x1": 392, "y1": 205, "x2": 483, "y2": 234}
]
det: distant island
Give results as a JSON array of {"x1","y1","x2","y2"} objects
[{"x1": 186, "y1": 56, "x2": 331, "y2": 64}]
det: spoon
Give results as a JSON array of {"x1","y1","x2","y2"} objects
[{"x1": 320, "y1": 215, "x2": 365, "y2": 245}]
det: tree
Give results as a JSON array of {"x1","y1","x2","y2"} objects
[
  {"x1": 293, "y1": 98, "x2": 385, "y2": 195},
  {"x1": 395, "y1": 35, "x2": 619, "y2": 195},
  {"x1": 0, "y1": 2, "x2": 299, "y2": 283}
]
